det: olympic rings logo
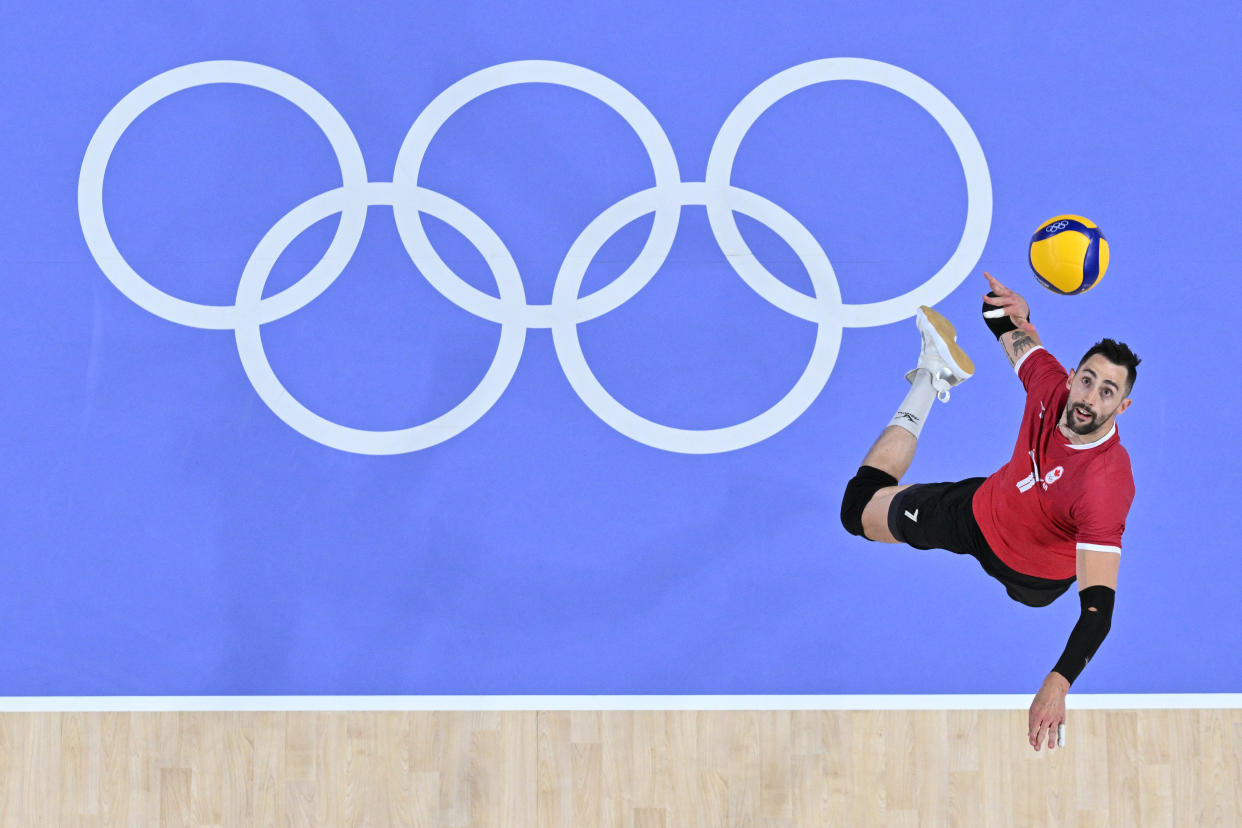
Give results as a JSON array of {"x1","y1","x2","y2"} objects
[
  {"x1": 78, "y1": 58, "x2": 991, "y2": 455},
  {"x1": 1045, "y1": 220, "x2": 1070, "y2": 234}
]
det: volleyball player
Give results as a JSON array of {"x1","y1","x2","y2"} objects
[{"x1": 839, "y1": 272, "x2": 1139, "y2": 751}]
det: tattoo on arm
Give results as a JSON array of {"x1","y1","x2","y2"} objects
[{"x1": 1008, "y1": 332, "x2": 1036, "y2": 367}]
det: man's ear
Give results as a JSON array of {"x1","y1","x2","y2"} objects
[{"x1": 1116, "y1": 397, "x2": 1132, "y2": 417}]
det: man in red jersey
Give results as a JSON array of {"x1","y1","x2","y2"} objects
[{"x1": 838, "y1": 272, "x2": 1139, "y2": 752}]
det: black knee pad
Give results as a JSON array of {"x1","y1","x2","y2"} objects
[{"x1": 841, "y1": 466, "x2": 898, "y2": 538}]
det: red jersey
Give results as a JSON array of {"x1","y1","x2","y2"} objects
[{"x1": 972, "y1": 347, "x2": 1134, "y2": 580}]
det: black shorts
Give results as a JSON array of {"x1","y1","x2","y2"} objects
[{"x1": 887, "y1": 478, "x2": 1075, "y2": 607}]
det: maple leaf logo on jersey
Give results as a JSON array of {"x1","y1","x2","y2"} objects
[{"x1": 1042, "y1": 466, "x2": 1065, "y2": 490}]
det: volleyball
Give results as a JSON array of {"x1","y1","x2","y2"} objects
[{"x1": 1028, "y1": 215, "x2": 1109, "y2": 295}]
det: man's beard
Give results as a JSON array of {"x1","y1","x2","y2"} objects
[{"x1": 1065, "y1": 403, "x2": 1101, "y2": 435}]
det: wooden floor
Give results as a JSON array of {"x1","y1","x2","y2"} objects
[{"x1": 2, "y1": 709, "x2": 1239, "y2": 826}]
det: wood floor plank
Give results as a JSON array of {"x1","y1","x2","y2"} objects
[
  {"x1": 600, "y1": 710, "x2": 634, "y2": 828},
  {"x1": 1105, "y1": 710, "x2": 1140, "y2": 825},
  {"x1": 98, "y1": 712, "x2": 129, "y2": 827},
  {"x1": 439, "y1": 711, "x2": 472, "y2": 828},
  {"x1": 159, "y1": 767, "x2": 192, "y2": 828},
  {"x1": 537, "y1": 710, "x2": 572, "y2": 828},
  {"x1": 502, "y1": 711, "x2": 538, "y2": 827},
  {"x1": 726, "y1": 710, "x2": 759, "y2": 827},
  {"x1": 759, "y1": 712, "x2": 792, "y2": 823},
  {"x1": 251, "y1": 712, "x2": 284, "y2": 826},
  {"x1": 471, "y1": 718, "x2": 502, "y2": 828}
]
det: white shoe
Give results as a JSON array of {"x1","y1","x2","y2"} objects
[{"x1": 904, "y1": 305, "x2": 974, "y2": 401}]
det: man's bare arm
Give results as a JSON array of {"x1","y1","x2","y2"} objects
[
  {"x1": 1000, "y1": 326, "x2": 1042, "y2": 368},
  {"x1": 1076, "y1": 547, "x2": 1121, "y2": 590},
  {"x1": 982, "y1": 272, "x2": 1041, "y2": 368},
  {"x1": 1028, "y1": 550, "x2": 1121, "y2": 751}
]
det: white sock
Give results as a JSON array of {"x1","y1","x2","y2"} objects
[{"x1": 889, "y1": 369, "x2": 937, "y2": 438}]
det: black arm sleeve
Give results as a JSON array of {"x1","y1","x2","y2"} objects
[{"x1": 1052, "y1": 585, "x2": 1115, "y2": 685}]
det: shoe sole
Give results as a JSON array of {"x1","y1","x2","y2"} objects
[{"x1": 918, "y1": 306, "x2": 975, "y2": 377}]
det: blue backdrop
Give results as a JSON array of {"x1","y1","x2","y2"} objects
[{"x1": 3, "y1": 0, "x2": 1239, "y2": 695}]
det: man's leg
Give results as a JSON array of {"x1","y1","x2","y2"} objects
[
  {"x1": 850, "y1": 375, "x2": 937, "y2": 543},
  {"x1": 840, "y1": 306, "x2": 974, "y2": 543}
]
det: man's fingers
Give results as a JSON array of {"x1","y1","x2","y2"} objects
[
  {"x1": 984, "y1": 271, "x2": 1009, "y2": 294},
  {"x1": 1029, "y1": 715, "x2": 1066, "y2": 752},
  {"x1": 1029, "y1": 717, "x2": 1066, "y2": 752}
]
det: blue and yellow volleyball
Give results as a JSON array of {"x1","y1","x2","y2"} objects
[{"x1": 1028, "y1": 215, "x2": 1109, "y2": 295}]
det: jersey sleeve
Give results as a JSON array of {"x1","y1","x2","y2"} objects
[
  {"x1": 1015, "y1": 346, "x2": 1067, "y2": 394},
  {"x1": 1070, "y1": 457, "x2": 1135, "y2": 553}
]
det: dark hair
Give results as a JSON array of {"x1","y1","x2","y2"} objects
[{"x1": 1078, "y1": 338, "x2": 1141, "y2": 394}]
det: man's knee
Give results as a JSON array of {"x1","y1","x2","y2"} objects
[{"x1": 841, "y1": 465, "x2": 898, "y2": 539}]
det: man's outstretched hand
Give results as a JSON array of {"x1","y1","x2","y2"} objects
[
  {"x1": 983, "y1": 272, "x2": 1037, "y2": 334},
  {"x1": 1028, "y1": 671, "x2": 1070, "y2": 751}
]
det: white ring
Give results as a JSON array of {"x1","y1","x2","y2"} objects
[
  {"x1": 551, "y1": 182, "x2": 843, "y2": 454},
  {"x1": 233, "y1": 182, "x2": 526, "y2": 455},
  {"x1": 705, "y1": 57, "x2": 991, "y2": 327},
  {"x1": 391, "y1": 60, "x2": 682, "y2": 328},
  {"x1": 78, "y1": 60, "x2": 370, "y2": 330}
]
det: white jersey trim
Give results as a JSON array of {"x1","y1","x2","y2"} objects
[
  {"x1": 1064, "y1": 422, "x2": 1116, "y2": 450},
  {"x1": 1077, "y1": 542, "x2": 1121, "y2": 554},
  {"x1": 1012, "y1": 344, "x2": 1046, "y2": 374}
]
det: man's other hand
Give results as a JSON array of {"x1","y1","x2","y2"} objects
[{"x1": 1028, "y1": 671, "x2": 1070, "y2": 751}]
